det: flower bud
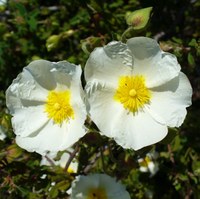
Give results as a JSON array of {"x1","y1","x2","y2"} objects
[
  {"x1": 46, "y1": 34, "x2": 61, "y2": 51},
  {"x1": 125, "y1": 7, "x2": 152, "y2": 30},
  {"x1": 6, "y1": 144, "x2": 23, "y2": 163}
]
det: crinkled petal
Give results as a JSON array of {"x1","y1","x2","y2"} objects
[
  {"x1": 148, "y1": 72, "x2": 192, "y2": 127},
  {"x1": 50, "y1": 61, "x2": 82, "y2": 90},
  {"x1": 25, "y1": 60, "x2": 57, "y2": 90},
  {"x1": 85, "y1": 41, "x2": 132, "y2": 87},
  {"x1": 127, "y1": 37, "x2": 181, "y2": 87},
  {"x1": 6, "y1": 68, "x2": 48, "y2": 113}
]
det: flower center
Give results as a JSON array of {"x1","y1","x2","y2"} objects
[
  {"x1": 87, "y1": 187, "x2": 107, "y2": 199},
  {"x1": 45, "y1": 90, "x2": 74, "y2": 124},
  {"x1": 129, "y1": 89, "x2": 137, "y2": 97},
  {"x1": 139, "y1": 157, "x2": 151, "y2": 167},
  {"x1": 114, "y1": 75, "x2": 151, "y2": 112}
]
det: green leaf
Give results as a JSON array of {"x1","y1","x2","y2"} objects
[
  {"x1": 125, "y1": 7, "x2": 153, "y2": 30},
  {"x1": 187, "y1": 52, "x2": 195, "y2": 66},
  {"x1": 188, "y1": 38, "x2": 197, "y2": 47},
  {"x1": 15, "y1": 3, "x2": 27, "y2": 17}
]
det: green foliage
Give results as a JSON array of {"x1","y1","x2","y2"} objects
[{"x1": 0, "y1": 0, "x2": 200, "y2": 198}]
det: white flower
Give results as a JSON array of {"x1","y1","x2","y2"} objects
[
  {"x1": 41, "y1": 149, "x2": 78, "y2": 173},
  {"x1": 85, "y1": 37, "x2": 192, "y2": 150},
  {"x1": 6, "y1": 60, "x2": 87, "y2": 155},
  {"x1": 138, "y1": 151, "x2": 159, "y2": 177},
  {"x1": 71, "y1": 173, "x2": 130, "y2": 199},
  {"x1": 0, "y1": 125, "x2": 6, "y2": 141}
]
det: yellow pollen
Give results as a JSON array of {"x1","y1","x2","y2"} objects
[
  {"x1": 45, "y1": 90, "x2": 74, "y2": 124},
  {"x1": 87, "y1": 187, "x2": 108, "y2": 199},
  {"x1": 114, "y1": 75, "x2": 151, "y2": 113},
  {"x1": 129, "y1": 89, "x2": 137, "y2": 97},
  {"x1": 54, "y1": 103, "x2": 61, "y2": 110}
]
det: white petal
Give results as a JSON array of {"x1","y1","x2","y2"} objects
[
  {"x1": 139, "y1": 166, "x2": 148, "y2": 173},
  {"x1": 69, "y1": 63, "x2": 86, "y2": 108},
  {"x1": 59, "y1": 63, "x2": 87, "y2": 150},
  {"x1": 50, "y1": 61, "x2": 82, "y2": 90},
  {"x1": 11, "y1": 105, "x2": 49, "y2": 137},
  {"x1": 127, "y1": 37, "x2": 160, "y2": 60},
  {"x1": 113, "y1": 110, "x2": 168, "y2": 150},
  {"x1": 25, "y1": 60, "x2": 57, "y2": 90},
  {"x1": 86, "y1": 81, "x2": 123, "y2": 138},
  {"x1": 127, "y1": 37, "x2": 181, "y2": 87},
  {"x1": 16, "y1": 115, "x2": 86, "y2": 155},
  {"x1": 149, "y1": 72, "x2": 192, "y2": 127},
  {"x1": 148, "y1": 162, "x2": 159, "y2": 176},
  {"x1": 71, "y1": 175, "x2": 99, "y2": 198},
  {"x1": 60, "y1": 104, "x2": 87, "y2": 150},
  {"x1": 6, "y1": 69, "x2": 48, "y2": 114},
  {"x1": 85, "y1": 41, "x2": 132, "y2": 87},
  {"x1": 99, "y1": 174, "x2": 130, "y2": 199}
]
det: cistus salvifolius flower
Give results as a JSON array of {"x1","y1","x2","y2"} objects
[
  {"x1": 85, "y1": 37, "x2": 192, "y2": 150},
  {"x1": 6, "y1": 60, "x2": 87, "y2": 155},
  {"x1": 71, "y1": 173, "x2": 131, "y2": 199}
]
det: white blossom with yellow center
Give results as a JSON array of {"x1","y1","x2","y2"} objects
[
  {"x1": 85, "y1": 37, "x2": 192, "y2": 150},
  {"x1": 71, "y1": 173, "x2": 130, "y2": 199},
  {"x1": 6, "y1": 60, "x2": 87, "y2": 155},
  {"x1": 138, "y1": 151, "x2": 159, "y2": 177}
]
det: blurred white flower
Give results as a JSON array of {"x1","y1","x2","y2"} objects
[
  {"x1": 85, "y1": 37, "x2": 192, "y2": 150},
  {"x1": 71, "y1": 173, "x2": 130, "y2": 199},
  {"x1": 0, "y1": 0, "x2": 6, "y2": 6},
  {"x1": 41, "y1": 149, "x2": 78, "y2": 173},
  {"x1": 0, "y1": 125, "x2": 6, "y2": 141},
  {"x1": 6, "y1": 60, "x2": 87, "y2": 155},
  {"x1": 138, "y1": 151, "x2": 159, "y2": 177}
]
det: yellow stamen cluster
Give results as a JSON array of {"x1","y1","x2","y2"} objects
[
  {"x1": 87, "y1": 187, "x2": 107, "y2": 199},
  {"x1": 114, "y1": 75, "x2": 151, "y2": 113},
  {"x1": 139, "y1": 156, "x2": 151, "y2": 167},
  {"x1": 45, "y1": 90, "x2": 74, "y2": 124}
]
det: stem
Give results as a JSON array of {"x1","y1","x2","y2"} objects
[
  {"x1": 121, "y1": 27, "x2": 133, "y2": 43},
  {"x1": 100, "y1": 146, "x2": 107, "y2": 173},
  {"x1": 83, "y1": 150, "x2": 101, "y2": 174},
  {"x1": 167, "y1": 144, "x2": 175, "y2": 164},
  {"x1": 44, "y1": 155, "x2": 56, "y2": 166},
  {"x1": 64, "y1": 144, "x2": 79, "y2": 172},
  {"x1": 108, "y1": 142, "x2": 117, "y2": 163}
]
